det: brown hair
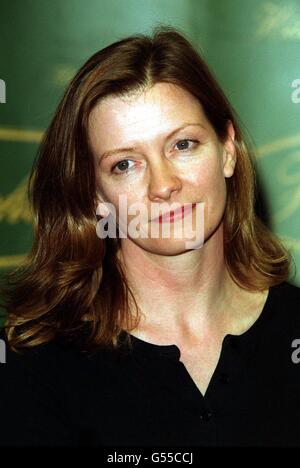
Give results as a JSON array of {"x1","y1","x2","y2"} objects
[{"x1": 0, "y1": 25, "x2": 294, "y2": 355}]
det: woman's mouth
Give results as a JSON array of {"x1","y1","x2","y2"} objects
[{"x1": 152, "y1": 203, "x2": 196, "y2": 223}]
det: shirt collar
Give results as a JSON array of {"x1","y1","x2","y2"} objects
[{"x1": 118, "y1": 282, "x2": 282, "y2": 361}]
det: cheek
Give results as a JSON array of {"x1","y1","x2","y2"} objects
[
  {"x1": 96, "y1": 176, "x2": 143, "y2": 218},
  {"x1": 178, "y1": 141, "x2": 224, "y2": 183},
  {"x1": 185, "y1": 155, "x2": 225, "y2": 195},
  {"x1": 186, "y1": 158, "x2": 227, "y2": 232}
]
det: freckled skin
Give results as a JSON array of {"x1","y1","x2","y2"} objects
[{"x1": 88, "y1": 82, "x2": 243, "y2": 338}]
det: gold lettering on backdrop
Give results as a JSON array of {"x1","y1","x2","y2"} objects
[
  {"x1": 257, "y1": 133, "x2": 300, "y2": 223},
  {"x1": 52, "y1": 65, "x2": 76, "y2": 87},
  {"x1": 0, "y1": 176, "x2": 32, "y2": 267},
  {"x1": 0, "y1": 255, "x2": 27, "y2": 269},
  {"x1": 257, "y1": 134, "x2": 300, "y2": 158},
  {"x1": 0, "y1": 176, "x2": 32, "y2": 224},
  {"x1": 0, "y1": 127, "x2": 43, "y2": 268},
  {"x1": 273, "y1": 151, "x2": 300, "y2": 223},
  {"x1": 256, "y1": 134, "x2": 300, "y2": 253},
  {"x1": 0, "y1": 127, "x2": 43, "y2": 143},
  {"x1": 281, "y1": 237, "x2": 300, "y2": 254},
  {"x1": 256, "y1": 2, "x2": 300, "y2": 40}
]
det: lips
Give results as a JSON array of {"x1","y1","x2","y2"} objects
[{"x1": 152, "y1": 203, "x2": 196, "y2": 223}]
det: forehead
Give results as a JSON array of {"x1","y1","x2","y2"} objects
[{"x1": 88, "y1": 83, "x2": 208, "y2": 140}]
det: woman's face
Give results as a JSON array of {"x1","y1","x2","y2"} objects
[{"x1": 88, "y1": 82, "x2": 236, "y2": 255}]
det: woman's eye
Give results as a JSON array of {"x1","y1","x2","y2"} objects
[
  {"x1": 111, "y1": 159, "x2": 134, "y2": 175},
  {"x1": 175, "y1": 139, "x2": 199, "y2": 151}
]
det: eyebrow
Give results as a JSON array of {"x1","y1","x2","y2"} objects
[{"x1": 99, "y1": 123, "x2": 206, "y2": 161}]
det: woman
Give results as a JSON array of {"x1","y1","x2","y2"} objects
[{"x1": 1, "y1": 25, "x2": 300, "y2": 447}]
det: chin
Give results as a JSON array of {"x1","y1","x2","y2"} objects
[{"x1": 129, "y1": 237, "x2": 205, "y2": 256}]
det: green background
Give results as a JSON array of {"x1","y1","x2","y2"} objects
[{"x1": 0, "y1": 0, "x2": 299, "y2": 285}]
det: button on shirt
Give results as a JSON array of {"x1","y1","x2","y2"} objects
[{"x1": 0, "y1": 281, "x2": 300, "y2": 447}]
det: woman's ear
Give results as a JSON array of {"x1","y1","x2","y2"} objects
[{"x1": 222, "y1": 120, "x2": 237, "y2": 178}]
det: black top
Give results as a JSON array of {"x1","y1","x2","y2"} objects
[{"x1": 0, "y1": 281, "x2": 300, "y2": 447}]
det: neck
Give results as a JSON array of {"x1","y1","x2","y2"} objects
[{"x1": 117, "y1": 221, "x2": 243, "y2": 340}]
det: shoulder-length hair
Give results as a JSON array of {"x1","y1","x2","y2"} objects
[{"x1": 0, "y1": 25, "x2": 294, "y2": 354}]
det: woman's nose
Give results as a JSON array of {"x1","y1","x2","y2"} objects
[{"x1": 147, "y1": 159, "x2": 182, "y2": 201}]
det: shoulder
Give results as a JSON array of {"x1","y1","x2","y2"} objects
[
  {"x1": 0, "y1": 329, "x2": 121, "y2": 385},
  {"x1": 0, "y1": 329, "x2": 110, "y2": 368},
  {"x1": 0, "y1": 334, "x2": 73, "y2": 446},
  {"x1": 0, "y1": 332, "x2": 74, "y2": 390},
  {"x1": 266, "y1": 281, "x2": 300, "y2": 333},
  {"x1": 0, "y1": 330, "x2": 71, "y2": 365},
  {"x1": 270, "y1": 281, "x2": 300, "y2": 308},
  {"x1": 0, "y1": 330, "x2": 117, "y2": 446}
]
